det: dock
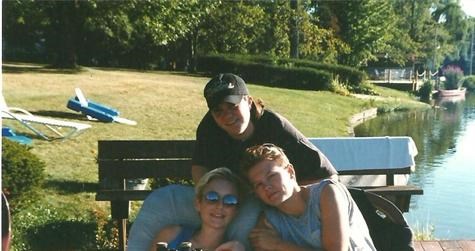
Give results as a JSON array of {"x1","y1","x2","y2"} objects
[{"x1": 415, "y1": 240, "x2": 475, "y2": 251}]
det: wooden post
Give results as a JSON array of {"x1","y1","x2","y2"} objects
[
  {"x1": 386, "y1": 173, "x2": 395, "y2": 186},
  {"x1": 388, "y1": 69, "x2": 392, "y2": 84},
  {"x1": 111, "y1": 200, "x2": 130, "y2": 251}
]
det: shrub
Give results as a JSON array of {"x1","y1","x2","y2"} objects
[
  {"x1": 27, "y1": 220, "x2": 97, "y2": 250},
  {"x1": 348, "y1": 81, "x2": 379, "y2": 96},
  {"x1": 278, "y1": 58, "x2": 366, "y2": 87},
  {"x1": 12, "y1": 205, "x2": 111, "y2": 251},
  {"x1": 442, "y1": 65, "x2": 464, "y2": 90},
  {"x1": 417, "y1": 80, "x2": 434, "y2": 102},
  {"x1": 1, "y1": 139, "x2": 45, "y2": 210},
  {"x1": 329, "y1": 75, "x2": 350, "y2": 96},
  {"x1": 214, "y1": 54, "x2": 367, "y2": 87},
  {"x1": 462, "y1": 75, "x2": 475, "y2": 91},
  {"x1": 197, "y1": 54, "x2": 332, "y2": 91}
]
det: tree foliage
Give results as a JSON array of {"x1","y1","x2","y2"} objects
[
  {"x1": 315, "y1": 0, "x2": 402, "y2": 66},
  {"x1": 2, "y1": 0, "x2": 473, "y2": 72}
]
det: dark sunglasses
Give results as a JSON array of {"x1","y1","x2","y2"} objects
[{"x1": 203, "y1": 191, "x2": 239, "y2": 207}]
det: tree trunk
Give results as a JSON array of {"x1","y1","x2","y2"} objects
[
  {"x1": 49, "y1": 1, "x2": 79, "y2": 69},
  {"x1": 290, "y1": 0, "x2": 299, "y2": 58}
]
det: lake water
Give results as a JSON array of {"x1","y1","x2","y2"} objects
[{"x1": 354, "y1": 94, "x2": 475, "y2": 239}]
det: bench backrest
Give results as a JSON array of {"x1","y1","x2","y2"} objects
[
  {"x1": 98, "y1": 140, "x2": 195, "y2": 185},
  {"x1": 98, "y1": 137, "x2": 419, "y2": 191}
]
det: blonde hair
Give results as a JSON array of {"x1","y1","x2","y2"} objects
[{"x1": 195, "y1": 167, "x2": 243, "y2": 201}]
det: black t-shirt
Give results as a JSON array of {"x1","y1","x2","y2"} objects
[{"x1": 192, "y1": 109, "x2": 338, "y2": 182}]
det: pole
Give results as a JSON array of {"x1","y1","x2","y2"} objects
[{"x1": 470, "y1": 22, "x2": 474, "y2": 76}]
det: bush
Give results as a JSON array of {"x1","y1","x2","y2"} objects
[
  {"x1": 348, "y1": 82, "x2": 379, "y2": 96},
  {"x1": 214, "y1": 54, "x2": 366, "y2": 87},
  {"x1": 442, "y1": 65, "x2": 464, "y2": 90},
  {"x1": 417, "y1": 80, "x2": 434, "y2": 102},
  {"x1": 197, "y1": 54, "x2": 332, "y2": 91},
  {"x1": 12, "y1": 205, "x2": 114, "y2": 251},
  {"x1": 2, "y1": 140, "x2": 45, "y2": 210},
  {"x1": 278, "y1": 58, "x2": 366, "y2": 87},
  {"x1": 462, "y1": 75, "x2": 475, "y2": 91},
  {"x1": 329, "y1": 75, "x2": 350, "y2": 96}
]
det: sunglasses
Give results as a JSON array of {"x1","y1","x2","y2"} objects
[{"x1": 203, "y1": 191, "x2": 239, "y2": 207}]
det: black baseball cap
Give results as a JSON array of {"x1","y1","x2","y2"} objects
[{"x1": 204, "y1": 73, "x2": 249, "y2": 109}]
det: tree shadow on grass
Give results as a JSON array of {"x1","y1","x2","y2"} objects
[
  {"x1": 32, "y1": 110, "x2": 108, "y2": 124},
  {"x1": 44, "y1": 180, "x2": 98, "y2": 195},
  {"x1": 31, "y1": 110, "x2": 87, "y2": 120},
  {"x1": 2, "y1": 64, "x2": 84, "y2": 74}
]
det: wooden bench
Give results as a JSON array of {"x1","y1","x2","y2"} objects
[{"x1": 96, "y1": 139, "x2": 423, "y2": 251}]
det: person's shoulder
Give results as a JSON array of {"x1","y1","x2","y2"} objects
[
  {"x1": 198, "y1": 111, "x2": 213, "y2": 127},
  {"x1": 260, "y1": 109, "x2": 303, "y2": 138},
  {"x1": 197, "y1": 111, "x2": 218, "y2": 134},
  {"x1": 260, "y1": 109, "x2": 287, "y2": 127},
  {"x1": 319, "y1": 180, "x2": 348, "y2": 205}
]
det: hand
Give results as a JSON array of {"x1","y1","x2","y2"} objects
[
  {"x1": 248, "y1": 223, "x2": 281, "y2": 251},
  {"x1": 215, "y1": 240, "x2": 244, "y2": 251}
]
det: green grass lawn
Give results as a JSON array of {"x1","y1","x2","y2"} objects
[{"x1": 2, "y1": 62, "x2": 429, "y2": 249}]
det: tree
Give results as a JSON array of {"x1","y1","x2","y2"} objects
[
  {"x1": 197, "y1": 1, "x2": 267, "y2": 55},
  {"x1": 301, "y1": 1, "x2": 349, "y2": 64},
  {"x1": 315, "y1": 0, "x2": 401, "y2": 67},
  {"x1": 289, "y1": 0, "x2": 300, "y2": 58},
  {"x1": 3, "y1": 0, "x2": 49, "y2": 62},
  {"x1": 258, "y1": 1, "x2": 292, "y2": 58}
]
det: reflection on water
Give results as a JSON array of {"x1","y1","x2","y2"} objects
[{"x1": 354, "y1": 94, "x2": 475, "y2": 239}]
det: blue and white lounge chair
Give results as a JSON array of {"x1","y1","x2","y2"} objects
[
  {"x1": 1, "y1": 95, "x2": 91, "y2": 140},
  {"x1": 67, "y1": 88, "x2": 137, "y2": 125},
  {"x1": 2, "y1": 127, "x2": 32, "y2": 145}
]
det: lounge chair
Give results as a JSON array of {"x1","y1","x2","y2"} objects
[
  {"x1": 67, "y1": 88, "x2": 137, "y2": 125},
  {"x1": 2, "y1": 127, "x2": 32, "y2": 145},
  {"x1": 1, "y1": 95, "x2": 91, "y2": 140}
]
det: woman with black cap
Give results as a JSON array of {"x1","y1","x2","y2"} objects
[{"x1": 128, "y1": 73, "x2": 337, "y2": 251}]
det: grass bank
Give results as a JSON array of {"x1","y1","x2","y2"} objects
[{"x1": 2, "y1": 62, "x2": 429, "y2": 249}]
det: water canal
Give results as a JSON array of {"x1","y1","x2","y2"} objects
[{"x1": 354, "y1": 94, "x2": 475, "y2": 239}]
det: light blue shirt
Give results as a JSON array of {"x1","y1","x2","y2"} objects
[{"x1": 264, "y1": 179, "x2": 376, "y2": 250}]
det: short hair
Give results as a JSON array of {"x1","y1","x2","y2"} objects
[
  {"x1": 240, "y1": 143, "x2": 290, "y2": 179},
  {"x1": 195, "y1": 167, "x2": 244, "y2": 201}
]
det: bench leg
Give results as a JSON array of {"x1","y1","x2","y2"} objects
[
  {"x1": 118, "y1": 218, "x2": 127, "y2": 251},
  {"x1": 111, "y1": 200, "x2": 130, "y2": 251}
]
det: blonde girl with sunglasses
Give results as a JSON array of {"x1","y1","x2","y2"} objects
[{"x1": 150, "y1": 168, "x2": 245, "y2": 251}]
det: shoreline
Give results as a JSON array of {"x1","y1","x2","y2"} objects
[{"x1": 347, "y1": 107, "x2": 378, "y2": 136}]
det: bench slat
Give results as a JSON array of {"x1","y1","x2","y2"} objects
[
  {"x1": 99, "y1": 159, "x2": 192, "y2": 179},
  {"x1": 338, "y1": 166, "x2": 412, "y2": 175},
  {"x1": 96, "y1": 190, "x2": 153, "y2": 201},
  {"x1": 98, "y1": 140, "x2": 195, "y2": 159},
  {"x1": 365, "y1": 185, "x2": 424, "y2": 195}
]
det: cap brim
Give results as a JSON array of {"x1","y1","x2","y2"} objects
[{"x1": 222, "y1": 95, "x2": 243, "y2": 105}]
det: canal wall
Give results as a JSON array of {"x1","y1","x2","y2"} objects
[{"x1": 347, "y1": 108, "x2": 378, "y2": 136}]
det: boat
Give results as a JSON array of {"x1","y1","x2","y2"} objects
[
  {"x1": 437, "y1": 87, "x2": 467, "y2": 97},
  {"x1": 437, "y1": 94, "x2": 466, "y2": 104}
]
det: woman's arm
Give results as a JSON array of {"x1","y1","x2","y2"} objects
[
  {"x1": 149, "y1": 225, "x2": 182, "y2": 251},
  {"x1": 320, "y1": 183, "x2": 350, "y2": 251}
]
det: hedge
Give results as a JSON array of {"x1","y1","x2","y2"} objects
[{"x1": 197, "y1": 54, "x2": 332, "y2": 91}]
